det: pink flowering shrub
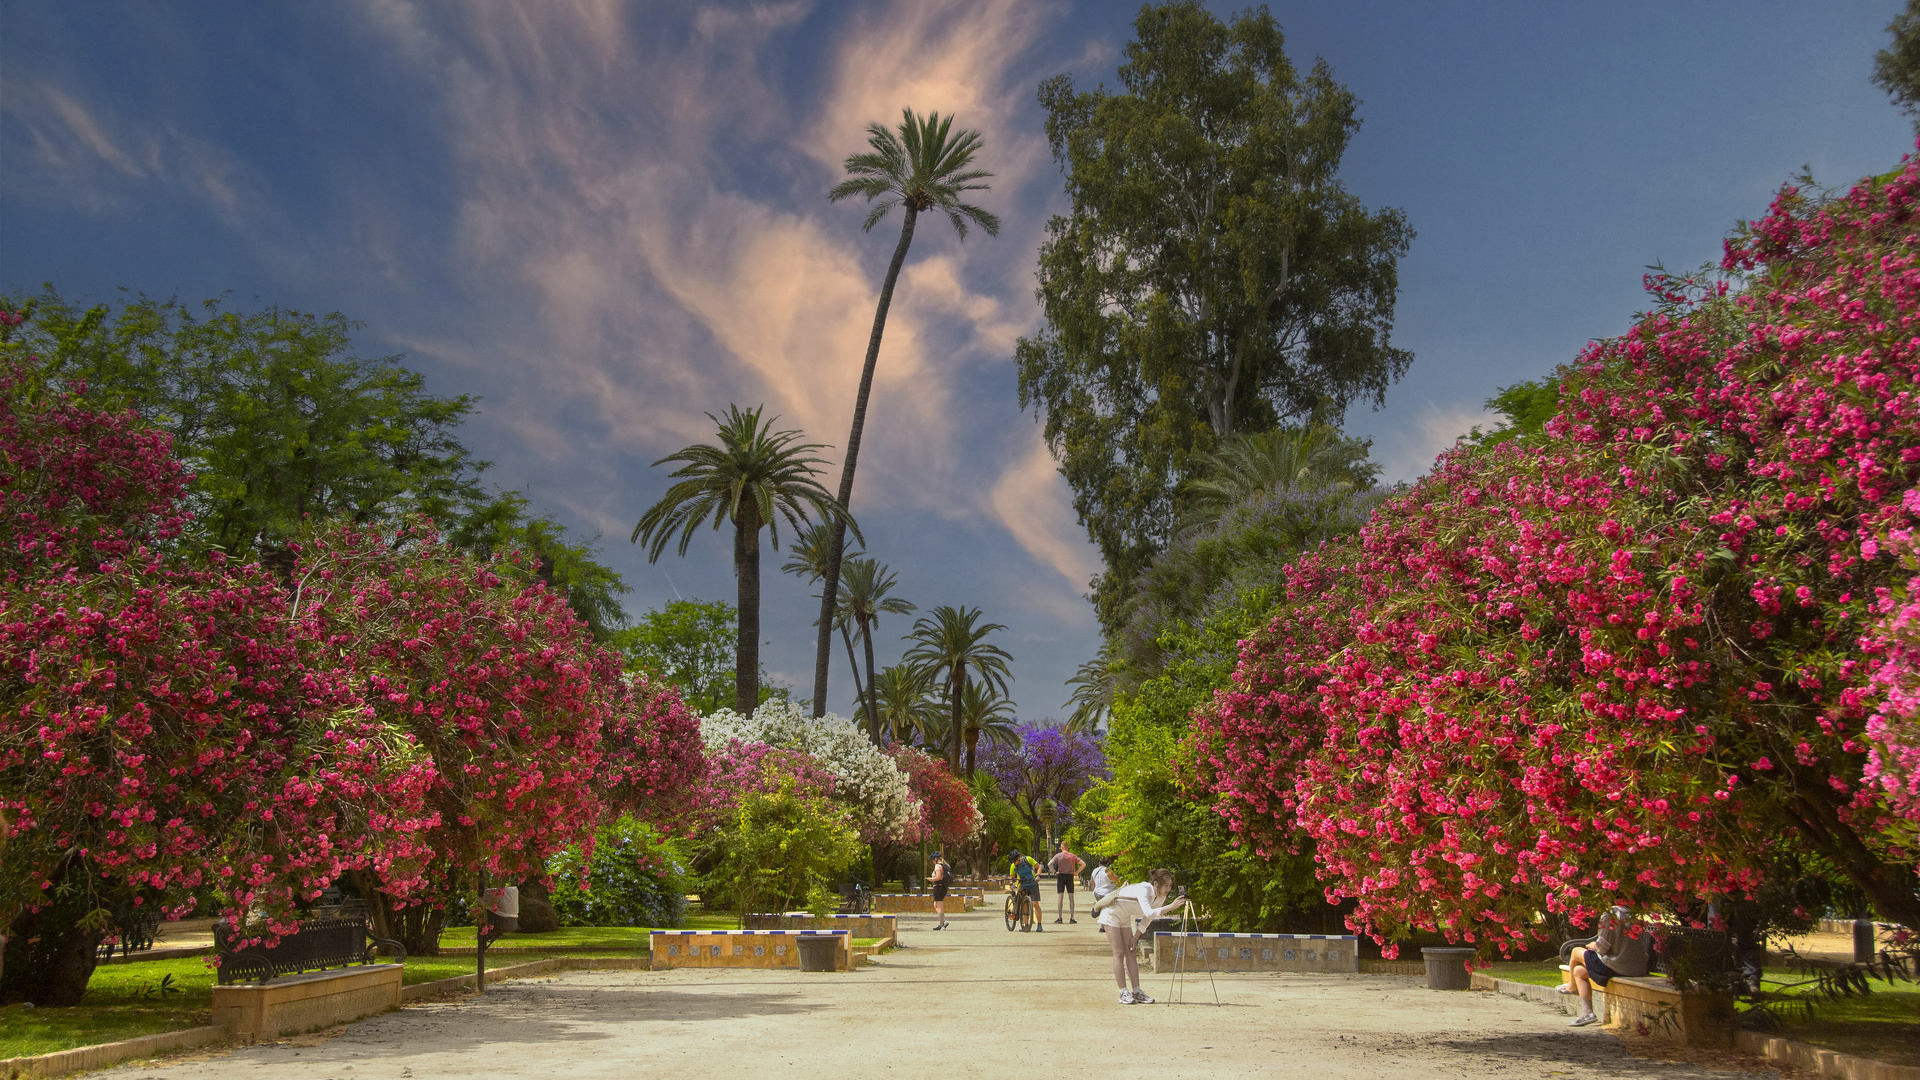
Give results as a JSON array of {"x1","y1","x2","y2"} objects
[
  {"x1": 601, "y1": 674, "x2": 708, "y2": 836},
  {"x1": 887, "y1": 746, "x2": 981, "y2": 844},
  {"x1": 1868, "y1": 505, "x2": 1920, "y2": 839},
  {"x1": 1195, "y1": 156, "x2": 1920, "y2": 950}
]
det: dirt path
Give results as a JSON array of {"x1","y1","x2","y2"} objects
[{"x1": 89, "y1": 897, "x2": 1779, "y2": 1079}]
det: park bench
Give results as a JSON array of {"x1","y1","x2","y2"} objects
[
  {"x1": 210, "y1": 915, "x2": 406, "y2": 1041},
  {"x1": 95, "y1": 905, "x2": 160, "y2": 962},
  {"x1": 214, "y1": 914, "x2": 405, "y2": 984}
]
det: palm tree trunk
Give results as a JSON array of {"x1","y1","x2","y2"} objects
[
  {"x1": 948, "y1": 667, "x2": 965, "y2": 772},
  {"x1": 965, "y1": 726, "x2": 979, "y2": 778},
  {"x1": 860, "y1": 616, "x2": 881, "y2": 744},
  {"x1": 734, "y1": 503, "x2": 761, "y2": 717},
  {"x1": 811, "y1": 207, "x2": 920, "y2": 717},
  {"x1": 839, "y1": 619, "x2": 867, "y2": 719}
]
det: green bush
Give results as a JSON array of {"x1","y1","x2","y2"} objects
[{"x1": 547, "y1": 816, "x2": 687, "y2": 928}]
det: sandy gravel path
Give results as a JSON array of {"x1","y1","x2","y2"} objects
[{"x1": 86, "y1": 897, "x2": 1777, "y2": 1080}]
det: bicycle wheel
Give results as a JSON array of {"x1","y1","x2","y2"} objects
[
  {"x1": 1004, "y1": 893, "x2": 1019, "y2": 931},
  {"x1": 1019, "y1": 894, "x2": 1035, "y2": 932}
]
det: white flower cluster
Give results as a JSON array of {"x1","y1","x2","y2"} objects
[{"x1": 701, "y1": 701, "x2": 922, "y2": 842}]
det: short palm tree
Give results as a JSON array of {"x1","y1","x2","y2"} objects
[
  {"x1": 782, "y1": 525, "x2": 884, "y2": 740},
  {"x1": 1063, "y1": 644, "x2": 1118, "y2": 735},
  {"x1": 631, "y1": 405, "x2": 857, "y2": 716},
  {"x1": 902, "y1": 605, "x2": 1012, "y2": 772},
  {"x1": 952, "y1": 680, "x2": 1020, "y2": 776},
  {"x1": 1181, "y1": 425, "x2": 1379, "y2": 533},
  {"x1": 872, "y1": 664, "x2": 942, "y2": 748},
  {"x1": 809, "y1": 109, "x2": 1000, "y2": 719},
  {"x1": 840, "y1": 557, "x2": 914, "y2": 742}
]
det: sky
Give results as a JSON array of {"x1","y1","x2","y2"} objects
[{"x1": 2, "y1": 0, "x2": 1913, "y2": 718}]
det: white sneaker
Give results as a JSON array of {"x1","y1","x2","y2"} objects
[
  {"x1": 1131, "y1": 991, "x2": 1155, "y2": 1004},
  {"x1": 1118, "y1": 990, "x2": 1134, "y2": 1004},
  {"x1": 1569, "y1": 1012, "x2": 1599, "y2": 1027}
]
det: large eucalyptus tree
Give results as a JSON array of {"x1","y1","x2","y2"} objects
[
  {"x1": 811, "y1": 109, "x2": 1000, "y2": 717},
  {"x1": 632, "y1": 406, "x2": 856, "y2": 716},
  {"x1": 1016, "y1": 1, "x2": 1413, "y2": 630}
]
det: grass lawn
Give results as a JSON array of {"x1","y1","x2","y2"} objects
[
  {"x1": 435, "y1": 918, "x2": 734, "y2": 951},
  {"x1": 0, "y1": 946, "x2": 662, "y2": 1060}
]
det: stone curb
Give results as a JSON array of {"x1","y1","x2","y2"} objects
[
  {"x1": 1471, "y1": 971, "x2": 1606, "y2": 1017},
  {"x1": 0, "y1": 1024, "x2": 228, "y2": 1080},
  {"x1": 1733, "y1": 1030, "x2": 1920, "y2": 1080}
]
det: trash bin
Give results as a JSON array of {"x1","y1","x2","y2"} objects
[
  {"x1": 1422, "y1": 947, "x2": 1476, "y2": 990},
  {"x1": 796, "y1": 934, "x2": 840, "y2": 972}
]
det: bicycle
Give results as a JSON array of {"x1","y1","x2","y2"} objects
[{"x1": 1003, "y1": 886, "x2": 1036, "y2": 932}]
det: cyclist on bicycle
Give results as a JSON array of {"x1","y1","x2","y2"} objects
[{"x1": 1008, "y1": 850, "x2": 1044, "y2": 933}]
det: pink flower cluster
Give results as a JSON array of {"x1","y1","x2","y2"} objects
[
  {"x1": 1193, "y1": 153, "x2": 1920, "y2": 949},
  {"x1": 0, "y1": 346, "x2": 708, "y2": 939},
  {"x1": 886, "y1": 746, "x2": 979, "y2": 844}
]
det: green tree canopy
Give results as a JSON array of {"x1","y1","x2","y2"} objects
[
  {"x1": 610, "y1": 599, "x2": 741, "y2": 714},
  {"x1": 1015, "y1": 1, "x2": 1413, "y2": 629},
  {"x1": 1874, "y1": 0, "x2": 1920, "y2": 129},
  {"x1": 4, "y1": 286, "x2": 629, "y2": 639}
]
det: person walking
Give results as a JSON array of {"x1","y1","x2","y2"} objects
[
  {"x1": 1049, "y1": 840, "x2": 1085, "y2": 923},
  {"x1": 928, "y1": 851, "x2": 952, "y2": 930},
  {"x1": 1008, "y1": 850, "x2": 1044, "y2": 932},
  {"x1": 1093, "y1": 867, "x2": 1189, "y2": 1004}
]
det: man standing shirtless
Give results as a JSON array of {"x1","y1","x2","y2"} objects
[{"x1": 1049, "y1": 840, "x2": 1085, "y2": 924}]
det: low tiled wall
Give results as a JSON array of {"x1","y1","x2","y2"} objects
[
  {"x1": 209, "y1": 964, "x2": 402, "y2": 1041},
  {"x1": 742, "y1": 913, "x2": 897, "y2": 945},
  {"x1": 872, "y1": 893, "x2": 977, "y2": 913},
  {"x1": 650, "y1": 930, "x2": 851, "y2": 971},
  {"x1": 1147, "y1": 933, "x2": 1359, "y2": 974}
]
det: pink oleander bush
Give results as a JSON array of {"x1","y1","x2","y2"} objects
[
  {"x1": 888, "y1": 746, "x2": 981, "y2": 844},
  {"x1": 1869, "y1": 504, "x2": 1920, "y2": 838},
  {"x1": 1194, "y1": 155, "x2": 1920, "y2": 953}
]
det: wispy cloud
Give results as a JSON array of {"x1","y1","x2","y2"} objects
[
  {"x1": 1372, "y1": 400, "x2": 1502, "y2": 483},
  {"x1": 987, "y1": 432, "x2": 1100, "y2": 589}
]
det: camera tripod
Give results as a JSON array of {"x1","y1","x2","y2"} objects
[{"x1": 1164, "y1": 895, "x2": 1218, "y2": 1006}]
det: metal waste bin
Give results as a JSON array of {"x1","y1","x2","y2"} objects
[
  {"x1": 1422, "y1": 947, "x2": 1476, "y2": 990},
  {"x1": 796, "y1": 933, "x2": 840, "y2": 972}
]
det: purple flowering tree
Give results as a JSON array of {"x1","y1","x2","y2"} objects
[{"x1": 980, "y1": 724, "x2": 1108, "y2": 860}]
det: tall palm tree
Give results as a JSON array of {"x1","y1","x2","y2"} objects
[
  {"x1": 840, "y1": 557, "x2": 915, "y2": 742},
  {"x1": 952, "y1": 681, "x2": 1020, "y2": 777},
  {"x1": 902, "y1": 605, "x2": 1012, "y2": 772},
  {"x1": 810, "y1": 109, "x2": 1000, "y2": 718},
  {"x1": 872, "y1": 664, "x2": 941, "y2": 748},
  {"x1": 782, "y1": 524, "x2": 879, "y2": 739},
  {"x1": 631, "y1": 405, "x2": 857, "y2": 716}
]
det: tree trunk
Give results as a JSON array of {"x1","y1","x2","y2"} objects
[
  {"x1": 813, "y1": 207, "x2": 920, "y2": 716},
  {"x1": 735, "y1": 502, "x2": 762, "y2": 717},
  {"x1": 948, "y1": 668, "x2": 966, "y2": 772},
  {"x1": 839, "y1": 618, "x2": 867, "y2": 719},
  {"x1": 1, "y1": 903, "x2": 103, "y2": 1006},
  {"x1": 860, "y1": 615, "x2": 881, "y2": 744},
  {"x1": 965, "y1": 725, "x2": 980, "y2": 778}
]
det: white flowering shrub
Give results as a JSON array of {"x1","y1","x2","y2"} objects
[{"x1": 701, "y1": 701, "x2": 922, "y2": 843}]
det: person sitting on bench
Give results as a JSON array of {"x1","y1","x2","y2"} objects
[{"x1": 1562, "y1": 905, "x2": 1650, "y2": 1027}]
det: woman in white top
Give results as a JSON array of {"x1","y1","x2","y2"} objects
[{"x1": 1095, "y1": 867, "x2": 1188, "y2": 1004}]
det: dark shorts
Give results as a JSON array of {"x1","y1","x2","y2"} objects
[
  {"x1": 1582, "y1": 952, "x2": 1618, "y2": 986},
  {"x1": 1056, "y1": 873, "x2": 1075, "y2": 893},
  {"x1": 931, "y1": 883, "x2": 949, "y2": 901},
  {"x1": 1019, "y1": 882, "x2": 1041, "y2": 902}
]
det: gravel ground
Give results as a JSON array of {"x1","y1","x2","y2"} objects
[{"x1": 84, "y1": 901, "x2": 1781, "y2": 1080}]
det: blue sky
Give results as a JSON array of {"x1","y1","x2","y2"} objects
[{"x1": 2, "y1": 0, "x2": 1912, "y2": 717}]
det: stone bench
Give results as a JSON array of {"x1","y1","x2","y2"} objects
[
  {"x1": 650, "y1": 930, "x2": 853, "y2": 971},
  {"x1": 742, "y1": 913, "x2": 898, "y2": 946},
  {"x1": 1147, "y1": 933, "x2": 1360, "y2": 974},
  {"x1": 210, "y1": 963, "x2": 402, "y2": 1041},
  {"x1": 871, "y1": 893, "x2": 978, "y2": 913}
]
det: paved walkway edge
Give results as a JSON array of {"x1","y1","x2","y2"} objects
[
  {"x1": 0, "y1": 1024, "x2": 227, "y2": 1080},
  {"x1": 1473, "y1": 972, "x2": 1918, "y2": 1080}
]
